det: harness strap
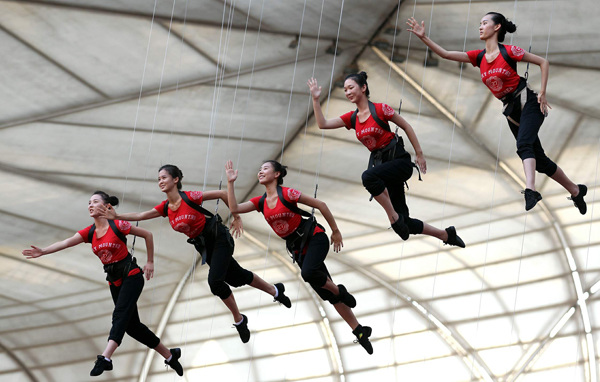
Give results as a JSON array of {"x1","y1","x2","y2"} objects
[
  {"x1": 88, "y1": 220, "x2": 128, "y2": 245},
  {"x1": 164, "y1": 191, "x2": 215, "y2": 218},
  {"x1": 476, "y1": 43, "x2": 517, "y2": 72},
  {"x1": 350, "y1": 101, "x2": 391, "y2": 132},
  {"x1": 257, "y1": 186, "x2": 311, "y2": 217}
]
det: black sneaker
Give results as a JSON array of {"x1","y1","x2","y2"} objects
[
  {"x1": 234, "y1": 314, "x2": 250, "y2": 343},
  {"x1": 352, "y1": 325, "x2": 373, "y2": 355},
  {"x1": 391, "y1": 215, "x2": 409, "y2": 240},
  {"x1": 522, "y1": 188, "x2": 542, "y2": 211},
  {"x1": 443, "y1": 226, "x2": 465, "y2": 248},
  {"x1": 90, "y1": 355, "x2": 112, "y2": 376},
  {"x1": 273, "y1": 283, "x2": 292, "y2": 308},
  {"x1": 337, "y1": 284, "x2": 356, "y2": 308},
  {"x1": 568, "y1": 184, "x2": 587, "y2": 215},
  {"x1": 165, "y1": 348, "x2": 184, "y2": 376}
]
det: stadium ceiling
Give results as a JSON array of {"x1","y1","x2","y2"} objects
[{"x1": 1, "y1": 0, "x2": 599, "y2": 381}]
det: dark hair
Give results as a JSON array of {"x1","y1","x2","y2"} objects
[
  {"x1": 344, "y1": 71, "x2": 370, "y2": 98},
  {"x1": 486, "y1": 12, "x2": 517, "y2": 42},
  {"x1": 159, "y1": 164, "x2": 184, "y2": 190},
  {"x1": 263, "y1": 160, "x2": 287, "y2": 185},
  {"x1": 93, "y1": 190, "x2": 119, "y2": 207}
]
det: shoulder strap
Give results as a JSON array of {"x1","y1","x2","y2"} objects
[
  {"x1": 178, "y1": 190, "x2": 215, "y2": 218},
  {"x1": 277, "y1": 186, "x2": 312, "y2": 217},
  {"x1": 163, "y1": 201, "x2": 169, "y2": 217},
  {"x1": 476, "y1": 49, "x2": 486, "y2": 67},
  {"x1": 88, "y1": 224, "x2": 96, "y2": 243},
  {"x1": 350, "y1": 109, "x2": 358, "y2": 130},
  {"x1": 368, "y1": 101, "x2": 391, "y2": 132},
  {"x1": 108, "y1": 220, "x2": 128, "y2": 245},
  {"x1": 257, "y1": 193, "x2": 267, "y2": 214},
  {"x1": 498, "y1": 43, "x2": 517, "y2": 72}
]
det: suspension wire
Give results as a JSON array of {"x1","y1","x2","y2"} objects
[
  {"x1": 200, "y1": 0, "x2": 237, "y2": 356},
  {"x1": 166, "y1": 0, "x2": 191, "y2": 162},
  {"x1": 279, "y1": 0, "x2": 344, "y2": 379},
  {"x1": 279, "y1": 0, "x2": 309, "y2": 163},
  {"x1": 378, "y1": 1, "x2": 419, "y2": 375},
  {"x1": 312, "y1": 0, "x2": 345, "y2": 197}
]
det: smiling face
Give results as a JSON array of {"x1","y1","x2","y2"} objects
[
  {"x1": 479, "y1": 14, "x2": 500, "y2": 40},
  {"x1": 88, "y1": 194, "x2": 105, "y2": 217},
  {"x1": 158, "y1": 169, "x2": 178, "y2": 193},
  {"x1": 258, "y1": 162, "x2": 279, "y2": 185},
  {"x1": 344, "y1": 78, "x2": 366, "y2": 103}
]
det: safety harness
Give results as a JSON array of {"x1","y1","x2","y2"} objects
[
  {"x1": 257, "y1": 186, "x2": 323, "y2": 262},
  {"x1": 476, "y1": 43, "x2": 531, "y2": 126},
  {"x1": 164, "y1": 191, "x2": 228, "y2": 264},
  {"x1": 88, "y1": 220, "x2": 138, "y2": 284}
]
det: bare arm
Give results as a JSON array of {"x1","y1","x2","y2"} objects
[
  {"x1": 203, "y1": 188, "x2": 245, "y2": 237},
  {"x1": 101, "y1": 206, "x2": 162, "y2": 221},
  {"x1": 407, "y1": 18, "x2": 470, "y2": 63},
  {"x1": 297, "y1": 193, "x2": 343, "y2": 253},
  {"x1": 129, "y1": 225, "x2": 155, "y2": 280},
  {"x1": 22, "y1": 233, "x2": 84, "y2": 259},
  {"x1": 391, "y1": 112, "x2": 427, "y2": 174},
  {"x1": 521, "y1": 51, "x2": 551, "y2": 115},
  {"x1": 307, "y1": 78, "x2": 346, "y2": 129}
]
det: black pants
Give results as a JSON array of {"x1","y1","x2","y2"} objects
[
  {"x1": 361, "y1": 156, "x2": 424, "y2": 235},
  {"x1": 294, "y1": 232, "x2": 340, "y2": 304},
  {"x1": 201, "y1": 223, "x2": 254, "y2": 300},
  {"x1": 108, "y1": 272, "x2": 160, "y2": 348},
  {"x1": 507, "y1": 87, "x2": 557, "y2": 176}
]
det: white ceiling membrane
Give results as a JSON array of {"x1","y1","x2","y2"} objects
[{"x1": 1, "y1": 0, "x2": 599, "y2": 381}]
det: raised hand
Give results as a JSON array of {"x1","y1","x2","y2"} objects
[
  {"x1": 406, "y1": 17, "x2": 426, "y2": 39},
  {"x1": 225, "y1": 160, "x2": 238, "y2": 183},
  {"x1": 22, "y1": 245, "x2": 44, "y2": 259},
  {"x1": 307, "y1": 77, "x2": 322, "y2": 100}
]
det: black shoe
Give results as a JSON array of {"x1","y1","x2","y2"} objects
[
  {"x1": 352, "y1": 325, "x2": 373, "y2": 355},
  {"x1": 337, "y1": 284, "x2": 356, "y2": 308},
  {"x1": 165, "y1": 348, "x2": 184, "y2": 376},
  {"x1": 90, "y1": 355, "x2": 113, "y2": 377},
  {"x1": 522, "y1": 188, "x2": 542, "y2": 211},
  {"x1": 391, "y1": 215, "x2": 409, "y2": 240},
  {"x1": 568, "y1": 184, "x2": 587, "y2": 215},
  {"x1": 273, "y1": 283, "x2": 292, "y2": 308},
  {"x1": 234, "y1": 314, "x2": 250, "y2": 343},
  {"x1": 443, "y1": 226, "x2": 465, "y2": 248}
]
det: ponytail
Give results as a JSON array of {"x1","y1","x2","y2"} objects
[{"x1": 486, "y1": 12, "x2": 517, "y2": 42}]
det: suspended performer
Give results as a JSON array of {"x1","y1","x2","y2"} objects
[
  {"x1": 307, "y1": 74, "x2": 466, "y2": 247},
  {"x1": 100, "y1": 165, "x2": 291, "y2": 344},
  {"x1": 22, "y1": 191, "x2": 183, "y2": 377},
  {"x1": 225, "y1": 159, "x2": 374, "y2": 354},
  {"x1": 407, "y1": 12, "x2": 587, "y2": 213}
]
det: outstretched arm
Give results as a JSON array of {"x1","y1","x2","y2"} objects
[
  {"x1": 22, "y1": 233, "x2": 84, "y2": 259},
  {"x1": 297, "y1": 194, "x2": 343, "y2": 253},
  {"x1": 100, "y1": 206, "x2": 162, "y2": 221},
  {"x1": 391, "y1": 112, "x2": 427, "y2": 174},
  {"x1": 308, "y1": 78, "x2": 346, "y2": 130},
  {"x1": 129, "y1": 225, "x2": 155, "y2": 280},
  {"x1": 407, "y1": 17, "x2": 470, "y2": 63},
  {"x1": 522, "y1": 51, "x2": 551, "y2": 115}
]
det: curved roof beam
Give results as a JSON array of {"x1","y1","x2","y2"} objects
[
  {"x1": 371, "y1": 45, "x2": 596, "y2": 381},
  {"x1": 0, "y1": 340, "x2": 38, "y2": 382},
  {"x1": 138, "y1": 231, "x2": 345, "y2": 382}
]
